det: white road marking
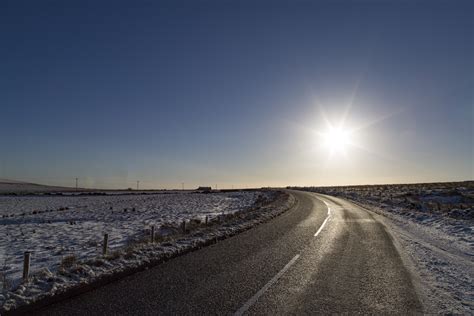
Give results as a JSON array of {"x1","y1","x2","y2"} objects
[
  {"x1": 234, "y1": 254, "x2": 300, "y2": 316},
  {"x1": 314, "y1": 199, "x2": 331, "y2": 237},
  {"x1": 314, "y1": 215, "x2": 330, "y2": 237},
  {"x1": 234, "y1": 197, "x2": 332, "y2": 315}
]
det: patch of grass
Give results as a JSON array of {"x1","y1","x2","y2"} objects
[
  {"x1": 106, "y1": 250, "x2": 122, "y2": 261},
  {"x1": 31, "y1": 267, "x2": 53, "y2": 280},
  {"x1": 60, "y1": 254, "x2": 77, "y2": 269},
  {"x1": 88, "y1": 258, "x2": 105, "y2": 267},
  {"x1": 1, "y1": 257, "x2": 13, "y2": 290},
  {"x1": 0, "y1": 271, "x2": 12, "y2": 290}
]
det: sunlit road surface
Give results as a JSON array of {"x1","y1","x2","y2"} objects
[{"x1": 36, "y1": 191, "x2": 422, "y2": 315}]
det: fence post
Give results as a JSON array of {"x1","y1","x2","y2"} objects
[
  {"x1": 151, "y1": 225, "x2": 155, "y2": 243},
  {"x1": 103, "y1": 233, "x2": 109, "y2": 256},
  {"x1": 23, "y1": 252, "x2": 31, "y2": 282},
  {"x1": 205, "y1": 216, "x2": 208, "y2": 225},
  {"x1": 182, "y1": 220, "x2": 186, "y2": 233}
]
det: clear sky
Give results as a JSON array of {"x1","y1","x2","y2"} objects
[{"x1": 1, "y1": 0, "x2": 472, "y2": 189}]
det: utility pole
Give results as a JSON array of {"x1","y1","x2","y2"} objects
[
  {"x1": 75, "y1": 178, "x2": 78, "y2": 191},
  {"x1": 137, "y1": 180, "x2": 140, "y2": 190}
]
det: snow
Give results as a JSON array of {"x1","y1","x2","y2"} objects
[
  {"x1": 0, "y1": 190, "x2": 294, "y2": 312},
  {"x1": 295, "y1": 182, "x2": 473, "y2": 314},
  {"x1": 0, "y1": 192, "x2": 264, "y2": 282}
]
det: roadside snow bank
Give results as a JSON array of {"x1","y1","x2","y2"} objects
[{"x1": 0, "y1": 190, "x2": 294, "y2": 313}]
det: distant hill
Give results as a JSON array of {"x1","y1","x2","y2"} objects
[
  {"x1": 0, "y1": 178, "x2": 31, "y2": 184},
  {"x1": 0, "y1": 179, "x2": 78, "y2": 194}
]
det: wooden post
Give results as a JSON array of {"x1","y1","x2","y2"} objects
[
  {"x1": 103, "y1": 234, "x2": 109, "y2": 256},
  {"x1": 182, "y1": 220, "x2": 186, "y2": 233},
  {"x1": 205, "y1": 216, "x2": 208, "y2": 225},
  {"x1": 151, "y1": 225, "x2": 155, "y2": 243},
  {"x1": 23, "y1": 252, "x2": 31, "y2": 281}
]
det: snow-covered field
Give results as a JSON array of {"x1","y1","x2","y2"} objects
[
  {"x1": 294, "y1": 182, "x2": 473, "y2": 314},
  {"x1": 0, "y1": 189, "x2": 293, "y2": 312},
  {"x1": 0, "y1": 191, "x2": 269, "y2": 285}
]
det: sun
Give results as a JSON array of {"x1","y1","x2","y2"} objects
[{"x1": 321, "y1": 126, "x2": 352, "y2": 152}]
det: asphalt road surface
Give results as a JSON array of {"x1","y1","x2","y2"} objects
[{"x1": 36, "y1": 190, "x2": 422, "y2": 315}]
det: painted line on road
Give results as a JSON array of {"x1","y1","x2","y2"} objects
[
  {"x1": 314, "y1": 199, "x2": 331, "y2": 237},
  {"x1": 322, "y1": 200, "x2": 331, "y2": 215},
  {"x1": 234, "y1": 198, "x2": 332, "y2": 314},
  {"x1": 234, "y1": 254, "x2": 300, "y2": 316},
  {"x1": 314, "y1": 215, "x2": 330, "y2": 237}
]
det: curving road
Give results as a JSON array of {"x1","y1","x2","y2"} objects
[{"x1": 35, "y1": 190, "x2": 422, "y2": 315}]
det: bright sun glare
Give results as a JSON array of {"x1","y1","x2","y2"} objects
[{"x1": 321, "y1": 127, "x2": 352, "y2": 152}]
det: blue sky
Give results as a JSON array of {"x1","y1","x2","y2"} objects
[{"x1": 1, "y1": 0, "x2": 472, "y2": 189}]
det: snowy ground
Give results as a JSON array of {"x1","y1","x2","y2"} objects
[
  {"x1": 294, "y1": 182, "x2": 473, "y2": 314},
  {"x1": 0, "y1": 190, "x2": 294, "y2": 312},
  {"x1": 1, "y1": 191, "x2": 269, "y2": 286}
]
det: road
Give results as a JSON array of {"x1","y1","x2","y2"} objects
[{"x1": 35, "y1": 190, "x2": 422, "y2": 315}]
